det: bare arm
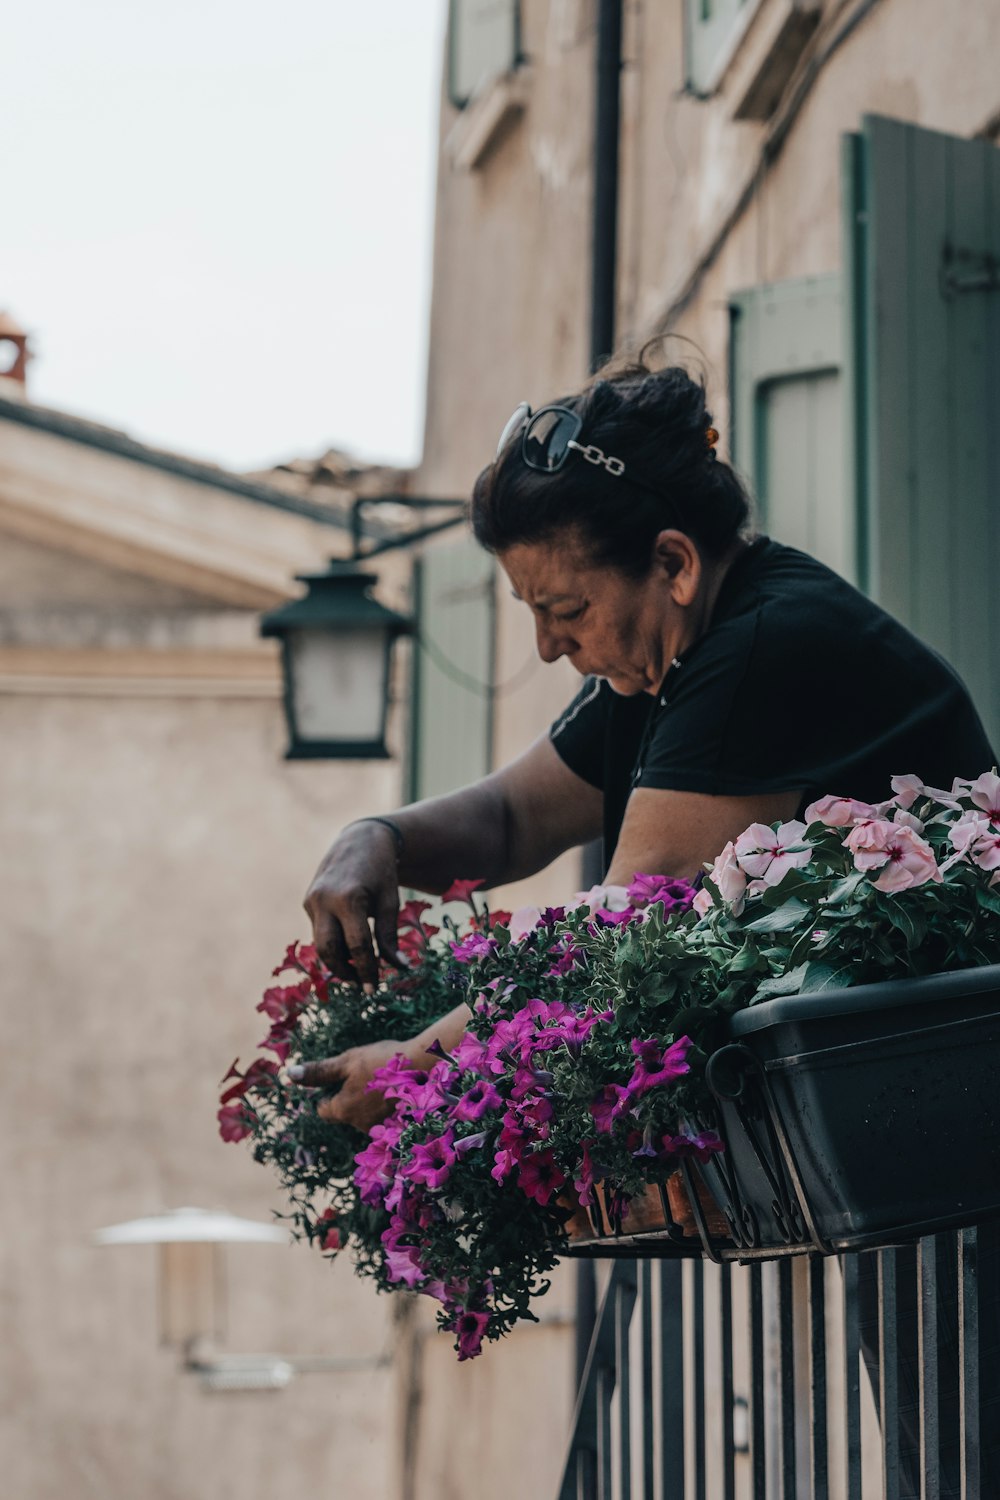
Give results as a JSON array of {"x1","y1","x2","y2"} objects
[{"x1": 605, "y1": 785, "x2": 803, "y2": 885}]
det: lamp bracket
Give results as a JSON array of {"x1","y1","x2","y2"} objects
[{"x1": 350, "y1": 494, "x2": 468, "y2": 561}]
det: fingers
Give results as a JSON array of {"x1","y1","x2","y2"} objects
[
  {"x1": 310, "y1": 908, "x2": 354, "y2": 982},
  {"x1": 340, "y1": 898, "x2": 380, "y2": 992},
  {"x1": 289, "y1": 1055, "x2": 346, "y2": 1089}
]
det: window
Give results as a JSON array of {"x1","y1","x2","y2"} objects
[
  {"x1": 448, "y1": 0, "x2": 521, "y2": 110},
  {"x1": 729, "y1": 275, "x2": 853, "y2": 581},
  {"x1": 684, "y1": 0, "x2": 753, "y2": 96}
]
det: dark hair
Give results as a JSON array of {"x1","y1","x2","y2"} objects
[{"x1": 471, "y1": 356, "x2": 752, "y2": 578}]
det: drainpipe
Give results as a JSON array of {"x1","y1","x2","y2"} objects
[{"x1": 576, "y1": 0, "x2": 624, "y2": 1403}]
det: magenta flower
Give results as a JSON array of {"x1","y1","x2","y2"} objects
[
  {"x1": 382, "y1": 1240, "x2": 426, "y2": 1289},
  {"x1": 545, "y1": 945, "x2": 582, "y2": 978},
  {"x1": 451, "y1": 1034, "x2": 490, "y2": 1074},
  {"x1": 406, "y1": 1130, "x2": 457, "y2": 1190},
  {"x1": 454, "y1": 1308, "x2": 490, "y2": 1361},
  {"x1": 573, "y1": 1140, "x2": 597, "y2": 1207},
  {"x1": 453, "y1": 1079, "x2": 503, "y2": 1122},
  {"x1": 354, "y1": 1125, "x2": 399, "y2": 1205},
  {"x1": 517, "y1": 1149, "x2": 566, "y2": 1205},
  {"x1": 626, "y1": 873, "x2": 697, "y2": 911},
  {"x1": 591, "y1": 1084, "x2": 630, "y2": 1133},
  {"x1": 450, "y1": 932, "x2": 498, "y2": 964},
  {"x1": 626, "y1": 1035, "x2": 692, "y2": 1097}
]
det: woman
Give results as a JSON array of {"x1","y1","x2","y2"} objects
[{"x1": 295, "y1": 358, "x2": 994, "y2": 1129}]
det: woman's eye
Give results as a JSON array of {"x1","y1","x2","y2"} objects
[{"x1": 555, "y1": 605, "x2": 586, "y2": 622}]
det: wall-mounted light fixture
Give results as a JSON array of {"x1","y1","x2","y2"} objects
[
  {"x1": 94, "y1": 1205, "x2": 388, "y2": 1392},
  {"x1": 261, "y1": 495, "x2": 468, "y2": 761}
]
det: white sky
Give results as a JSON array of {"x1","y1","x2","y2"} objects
[{"x1": 5, "y1": 0, "x2": 448, "y2": 473}]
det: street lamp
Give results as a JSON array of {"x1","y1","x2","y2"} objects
[
  {"x1": 94, "y1": 1206, "x2": 389, "y2": 1392},
  {"x1": 260, "y1": 563, "x2": 413, "y2": 761}
]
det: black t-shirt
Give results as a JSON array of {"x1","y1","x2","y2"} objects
[{"x1": 550, "y1": 538, "x2": 995, "y2": 858}]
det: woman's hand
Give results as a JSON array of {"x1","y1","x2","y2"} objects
[
  {"x1": 289, "y1": 1038, "x2": 409, "y2": 1132},
  {"x1": 303, "y1": 821, "x2": 403, "y2": 990},
  {"x1": 287, "y1": 1005, "x2": 472, "y2": 1134}
]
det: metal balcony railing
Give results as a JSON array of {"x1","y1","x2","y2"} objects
[{"x1": 557, "y1": 1228, "x2": 996, "y2": 1500}]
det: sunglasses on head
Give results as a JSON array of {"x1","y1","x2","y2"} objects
[{"x1": 495, "y1": 402, "x2": 627, "y2": 476}]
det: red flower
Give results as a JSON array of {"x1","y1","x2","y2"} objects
[
  {"x1": 398, "y1": 898, "x2": 434, "y2": 931},
  {"x1": 217, "y1": 1103, "x2": 254, "y2": 1143},
  {"x1": 440, "y1": 878, "x2": 484, "y2": 906},
  {"x1": 219, "y1": 1057, "x2": 279, "y2": 1104},
  {"x1": 318, "y1": 1207, "x2": 341, "y2": 1252}
]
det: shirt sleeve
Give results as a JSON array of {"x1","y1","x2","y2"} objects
[{"x1": 548, "y1": 676, "x2": 609, "y2": 790}]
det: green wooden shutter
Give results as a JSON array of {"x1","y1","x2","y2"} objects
[
  {"x1": 844, "y1": 114, "x2": 1000, "y2": 750},
  {"x1": 408, "y1": 538, "x2": 495, "y2": 803},
  {"x1": 730, "y1": 274, "x2": 854, "y2": 581}
]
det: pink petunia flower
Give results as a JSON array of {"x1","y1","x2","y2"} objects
[
  {"x1": 406, "y1": 1130, "x2": 457, "y2": 1190},
  {"x1": 217, "y1": 1103, "x2": 255, "y2": 1143},
  {"x1": 517, "y1": 1149, "x2": 566, "y2": 1205},
  {"x1": 624, "y1": 1035, "x2": 692, "y2": 1098},
  {"x1": 453, "y1": 1079, "x2": 504, "y2": 1122}
]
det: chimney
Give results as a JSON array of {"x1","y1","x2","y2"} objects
[{"x1": 0, "y1": 311, "x2": 30, "y2": 391}]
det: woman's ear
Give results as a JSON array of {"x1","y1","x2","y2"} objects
[{"x1": 653, "y1": 530, "x2": 701, "y2": 605}]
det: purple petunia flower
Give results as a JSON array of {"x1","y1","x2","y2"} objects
[{"x1": 406, "y1": 1129, "x2": 457, "y2": 1190}]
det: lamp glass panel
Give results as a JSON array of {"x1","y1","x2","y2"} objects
[{"x1": 288, "y1": 628, "x2": 386, "y2": 744}]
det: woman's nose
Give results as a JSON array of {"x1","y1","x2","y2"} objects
[{"x1": 535, "y1": 617, "x2": 573, "y2": 664}]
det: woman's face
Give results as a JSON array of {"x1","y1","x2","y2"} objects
[{"x1": 499, "y1": 532, "x2": 696, "y2": 696}]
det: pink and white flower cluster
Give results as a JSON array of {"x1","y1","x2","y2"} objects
[{"x1": 694, "y1": 771, "x2": 1000, "y2": 916}]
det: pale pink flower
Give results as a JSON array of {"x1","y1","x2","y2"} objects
[
  {"x1": 945, "y1": 811, "x2": 1000, "y2": 872},
  {"x1": 508, "y1": 905, "x2": 543, "y2": 942},
  {"x1": 970, "y1": 772, "x2": 1000, "y2": 822},
  {"x1": 844, "y1": 819, "x2": 942, "y2": 891},
  {"x1": 892, "y1": 808, "x2": 925, "y2": 832},
  {"x1": 571, "y1": 883, "x2": 632, "y2": 914},
  {"x1": 803, "y1": 795, "x2": 877, "y2": 827},
  {"x1": 734, "y1": 821, "x2": 811, "y2": 885},
  {"x1": 705, "y1": 841, "x2": 749, "y2": 912},
  {"x1": 692, "y1": 886, "x2": 714, "y2": 917},
  {"x1": 890, "y1": 774, "x2": 925, "y2": 810}
]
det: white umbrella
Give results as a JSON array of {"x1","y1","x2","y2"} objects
[{"x1": 94, "y1": 1205, "x2": 287, "y2": 1246}]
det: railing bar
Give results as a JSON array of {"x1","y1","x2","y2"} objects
[
  {"x1": 720, "y1": 1263, "x2": 736, "y2": 1500},
  {"x1": 577, "y1": 1448, "x2": 595, "y2": 1500},
  {"x1": 597, "y1": 1365, "x2": 613, "y2": 1500},
  {"x1": 958, "y1": 1226, "x2": 980, "y2": 1500},
  {"x1": 879, "y1": 1248, "x2": 901, "y2": 1500},
  {"x1": 749, "y1": 1262, "x2": 767, "y2": 1500},
  {"x1": 918, "y1": 1236, "x2": 940, "y2": 1500},
  {"x1": 842, "y1": 1254, "x2": 863, "y2": 1500},
  {"x1": 640, "y1": 1261, "x2": 654, "y2": 1500},
  {"x1": 778, "y1": 1258, "x2": 797, "y2": 1500},
  {"x1": 617, "y1": 1280, "x2": 633, "y2": 1500},
  {"x1": 693, "y1": 1260, "x2": 707, "y2": 1500},
  {"x1": 658, "y1": 1260, "x2": 685, "y2": 1500},
  {"x1": 809, "y1": 1256, "x2": 830, "y2": 1500}
]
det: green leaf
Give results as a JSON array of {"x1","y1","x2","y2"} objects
[
  {"x1": 976, "y1": 883, "x2": 1000, "y2": 916},
  {"x1": 823, "y1": 872, "x2": 865, "y2": 906},
  {"x1": 743, "y1": 898, "x2": 810, "y2": 934},
  {"x1": 798, "y1": 960, "x2": 855, "y2": 992},
  {"x1": 750, "y1": 963, "x2": 809, "y2": 1001}
]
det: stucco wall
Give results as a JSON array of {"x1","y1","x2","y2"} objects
[{"x1": 1, "y1": 669, "x2": 401, "y2": 1498}]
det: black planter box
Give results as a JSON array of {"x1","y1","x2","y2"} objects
[{"x1": 706, "y1": 963, "x2": 1000, "y2": 1252}]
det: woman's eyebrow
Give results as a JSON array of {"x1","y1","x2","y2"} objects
[{"x1": 509, "y1": 590, "x2": 580, "y2": 606}]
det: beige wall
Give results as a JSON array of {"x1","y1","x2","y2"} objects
[{"x1": 0, "y1": 438, "x2": 406, "y2": 1499}]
